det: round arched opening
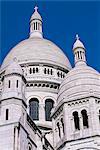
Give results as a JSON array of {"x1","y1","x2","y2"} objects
[
  {"x1": 29, "y1": 98, "x2": 39, "y2": 120},
  {"x1": 45, "y1": 99, "x2": 54, "y2": 121}
]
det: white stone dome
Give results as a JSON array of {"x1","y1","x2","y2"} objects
[
  {"x1": 58, "y1": 64, "x2": 100, "y2": 103},
  {"x1": 5, "y1": 59, "x2": 23, "y2": 76},
  {"x1": 1, "y1": 38, "x2": 71, "y2": 70}
]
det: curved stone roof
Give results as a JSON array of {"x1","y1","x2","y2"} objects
[
  {"x1": 1, "y1": 38, "x2": 72, "y2": 70},
  {"x1": 5, "y1": 59, "x2": 23, "y2": 76},
  {"x1": 30, "y1": 7, "x2": 42, "y2": 21},
  {"x1": 73, "y1": 39, "x2": 85, "y2": 50},
  {"x1": 58, "y1": 64, "x2": 100, "y2": 103}
]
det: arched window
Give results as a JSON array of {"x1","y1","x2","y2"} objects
[
  {"x1": 73, "y1": 111, "x2": 80, "y2": 130},
  {"x1": 61, "y1": 118, "x2": 65, "y2": 134},
  {"x1": 28, "y1": 143, "x2": 32, "y2": 150},
  {"x1": 57, "y1": 122, "x2": 61, "y2": 138},
  {"x1": 29, "y1": 98, "x2": 39, "y2": 120},
  {"x1": 45, "y1": 99, "x2": 54, "y2": 121},
  {"x1": 29, "y1": 146, "x2": 31, "y2": 150},
  {"x1": 81, "y1": 109, "x2": 89, "y2": 128}
]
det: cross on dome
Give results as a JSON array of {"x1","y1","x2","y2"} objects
[
  {"x1": 76, "y1": 34, "x2": 79, "y2": 40},
  {"x1": 34, "y1": 6, "x2": 38, "y2": 12},
  {"x1": 30, "y1": 6, "x2": 43, "y2": 38}
]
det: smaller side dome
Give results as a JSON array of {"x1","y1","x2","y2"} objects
[
  {"x1": 30, "y1": 6, "x2": 42, "y2": 21},
  {"x1": 5, "y1": 58, "x2": 23, "y2": 76},
  {"x1": 73, "y1": 34, "x2": 85, "y2": 50},
  {"x1": 58, "y1": 35, "x2": 100, "y2": 104},
  {"x1": 58, "y1": 65, "x2": 100, "y2": 103}
]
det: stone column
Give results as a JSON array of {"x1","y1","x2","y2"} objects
[
  {"x1": 39, "y1": 103, "x2": 45, "y2": 121},
  {"x1": 39, "y1": 64, "x2": 43, "y2": 75},
  {"x1": 55, "y1": 127, "x2": 59, "y2": 143},
  {"x1": 89, "y1": 97, "x2": 99, "y2": 135},
  {"x1": 59, "y1": 122, "x2": 63, "y2": 139},
  {"x1": 14, "y1": 126, "x2": 18, "y2": 150},
  {"x1": 79, "y1": 113, "x2": 83, "y2": 138}
]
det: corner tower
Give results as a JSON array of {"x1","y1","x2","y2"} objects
[{"x1": 0, "y1": 59, "x2": 27, "y2": 149}]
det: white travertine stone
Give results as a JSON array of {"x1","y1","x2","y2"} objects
[
  {"x1": 1, "y1": 38, "x2": 71, "y2": 71},
  {"x1": 0, "y1": 5, "x2": 100, "y2": 150}
]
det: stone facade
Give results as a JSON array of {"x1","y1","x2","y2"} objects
[{"x1": 0, "y1": 6, "x2": 100, "y2": 150}]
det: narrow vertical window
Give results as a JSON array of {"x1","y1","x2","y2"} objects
[
  {"x1": 34, "y1": 22, "x2": 35, "y2": 30},
  {"x1": 51, "y1": 69, "x2": 53, "y2": 75},
  {"x1": 48, "y1": 69, "x2": 49, "y2": 74},
  {"x1": 57, "y1": 72, "x2": 59, "y2": 77},
  {"x1": 81, "y1": 109, "x2": 89, "y2": 128},
  {"x1": 45, "y1": 99, "x2": 54, "y2": 121},
  {"x1": 36, "y1": 22, "x2": 37, "y2": 30},
  {"x1": 33, "y1": 68, "x2": 35, "y2": 73},
  {"x1": 29, "y1": 68, "x2": 32, "y2": 74},
  {"x1": 28, "y1": 144, "x2": 32, "y2": 150},
  {"x1": 36, "y1": 68, "x2": 38, "y2": 73},
  {"x1": 80, "y1": 51, "x2": 83, "y2": 59},
  {"x1": 29, "y1": 146, "x2": 31, "y2": 150},
  {"x1": 44, "y1": 68, "x2": 46, "y2": 74},
  {"x1": 57, "y1": 122, "x2": 61, "y2": 138},
  {"x1": 38, "y1": 23, "x2": 40, "y2": 30},
  {"x1": 77, "y1": 51, "x2": 80, "y2": 59},
  {"x1": 16, "y1": 80, "x2": 18, "y2": 88},
  {"x1": 6, "y1": 109, "x2": 9, "y2": 120},
  {"x1": 73, "y1": 111, "x2": 80, "y2": 130},
  {"x1": 8, "y1": 80, "x2": 11, "y2": 88},
  {"x1": 61, "y1": 118, "x2": 65, "y2": 134},
  {"x1": 99, "y1": 110, "x2": 100, "y2": 122},
  {"x1": 61, "y1": 72, "x2": 62, "y2": 78}
]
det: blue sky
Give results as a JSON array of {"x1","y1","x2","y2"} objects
[{"x1": 1, "y1": 1, "x2": 100, "y2": 72}]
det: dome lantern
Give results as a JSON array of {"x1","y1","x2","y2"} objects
[
  {"x1": 73, "y1": 34, "x2": 86, "y2": 66},
  {"x1": 30, "y1": 6, "x2": 43, "y2": 38}
]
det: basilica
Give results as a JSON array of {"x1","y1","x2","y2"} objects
[{"x1": 0, "y1": 6, "x2": 100, "y2": 150}]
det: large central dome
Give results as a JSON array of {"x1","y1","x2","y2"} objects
[
  {"x1": 1, "y1": 38, "x2": 71, "y2": 70},
  {"x1": 1, "y1": 6, "x2": 71, "y2": 71}
]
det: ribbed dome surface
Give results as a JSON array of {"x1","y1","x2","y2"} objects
[
  {"x1": 58, "y1": 65, "x2": 100, "y2": 103},
  {"x1": 1, "y1": 38, "x2": 71, "y2": 70}
]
